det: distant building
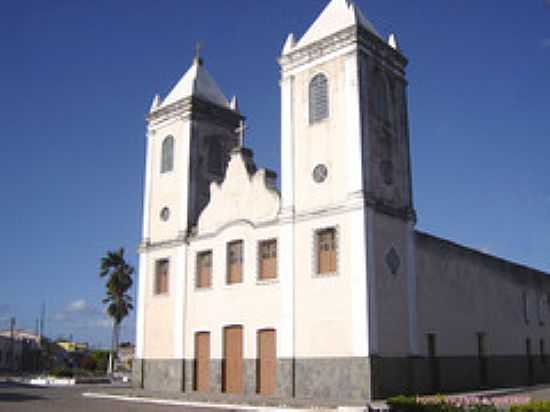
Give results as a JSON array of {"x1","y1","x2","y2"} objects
[
  {"x1": 118, "y1": 342, "x2": 135, "y2": 371},
  {"x1": 0, "y1": 330, "x2": 41, "y2": 372},
  {"x1": 56, "y1": 340, "x2": 89, "y2": 354},
  {"x1": 0, "y1": 335, "x2": 22, "y2": 371}
]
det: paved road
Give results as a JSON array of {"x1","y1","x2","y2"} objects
[{"x1": 0, "y1": 383, "x2": 217, "y2": 412}]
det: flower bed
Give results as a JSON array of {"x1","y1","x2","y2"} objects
[{"x1": 386, "y1": 394, "x2": 545, "y2": 412}]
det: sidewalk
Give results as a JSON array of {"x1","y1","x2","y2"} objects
[
  {"x1": 82, "y1": 387, "x2": 365, "y2": 410},
  {"x1": 82, "y1": 384, "x2": 550, "y2": 411}
]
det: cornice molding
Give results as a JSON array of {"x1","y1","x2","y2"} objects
[
  {"x1": 138, "y1": 235, "x2": 186, "y2": 253},
  {"x1": 138, "y1": 194, "x2": 416, "y2": 253},
  {"x1": 279, "y1": 25, "x2": 407, "y2": 77},
  {"x1": 147, "y1": 96, "x2": 243, "y2": 129},
  {"x1": 364, "y1": 193, "x2": 417, "y2": 223}
]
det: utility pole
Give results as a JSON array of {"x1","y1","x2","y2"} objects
[
  {"x1": 39, "y1": 302, "x2": 45, "y2": 347},
  {"x1": 9, "y1": 317, "x2": 15, "y2": 371}
]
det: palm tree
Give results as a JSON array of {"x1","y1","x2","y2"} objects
[{"x1": 99, "y1": 248, "x2": 134, "y2": 374}]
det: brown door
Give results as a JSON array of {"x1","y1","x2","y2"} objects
[
  {"x1": 223, "y1": 326, "x2": 243, "y2": 393},
  {"x1": 195, "y1": 332, "x2": 210, "y2": 392},
  {"x1": 257, "y1": 329, "x2": 277, "y2": 396}
]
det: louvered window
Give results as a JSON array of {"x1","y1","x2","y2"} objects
[
  {"x1": 161, "y1": 136, "x2": 174, "y2": 173},
  {"x1": 196, "y1": 251, "x2": 212, "y2": 289},
  {"x1": 309, "y1": 74, "x2": 329, "y2": 124}
]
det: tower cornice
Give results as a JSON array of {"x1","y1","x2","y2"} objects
[
  {"x1": 147, "y1": 96, "x2": 243, "y2": 129},
  {"x1": 279, "y1": 26, "x2": 407, "y2": 77}
]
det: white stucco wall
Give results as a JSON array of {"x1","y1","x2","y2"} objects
[
  {"x1": 287, "y1": 53, "x2": 355, "y2": 214},
  {"x1": 293, "y1": 211, "x2": 362, "y2": 357},
  {"x1": 185, "y1": 222, "x2": 281, "y2": 359},
  {"x1": 416, "y1": 231, "x2": 550, "y2": 357},
  {"x1": 148, "y1": 120, "x2": 191, "y2": 242},
  {"x1": 371, "y1": 212, "x2": 413, "y2": 356},
  {"x1": 142, "y1": 247, "x2": 179, "y2": 359}
]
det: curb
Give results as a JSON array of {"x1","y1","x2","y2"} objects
[{"x1": 82, "y1": 392, "x2": 317, "y2": 411}]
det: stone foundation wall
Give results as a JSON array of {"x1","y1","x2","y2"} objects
[
  {"x1": 373, "y1": 355, "x2": 550, "y2": 399},
  {"x1": 132, "y1": 355, "x2": 550, "y2": 401},
  {"x1": 294, "y1": 357, "x2": 371, "y2": 401},
  {"x1": 142, "y1": 359, "x2": 185, "y2": 392}
]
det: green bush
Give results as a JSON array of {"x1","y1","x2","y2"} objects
[
  {"x1": 90, "y1": 350, "x2": 109, "y2": 373},
  {"x1": 386, "y1": 395, "x2": 500, "y2": 412},
  {"x1": 510, "y1": 402, "x2": 550, "y2": 412}
]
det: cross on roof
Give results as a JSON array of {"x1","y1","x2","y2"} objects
[
  {"x1": 194, "y1": 41, "x2": 203, "y2": 65},
  {"x1": 235, "y1": 119, "x2": 248, "y2": 148}
]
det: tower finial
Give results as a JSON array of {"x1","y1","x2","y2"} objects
[{"x1": 194, "y1": 41, "x2": 203, "y2": 65}]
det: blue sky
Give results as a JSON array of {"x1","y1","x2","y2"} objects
[{"x1": 1, "y1": 0, "x2": 548, "y2": 348}]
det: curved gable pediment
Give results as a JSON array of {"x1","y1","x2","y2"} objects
[{"x1": 197, "y1": 149, "x2": 280, "y2": 234}]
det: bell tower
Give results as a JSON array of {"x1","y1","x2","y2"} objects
[
  {"x1": 143, "y1": 54, "x2": 243, "y2": 245},
  {"x1": 279, "y1": 0, "x2": 413, "y2": 217},
  {"x1": 136, "y1": 53, "x2": 242, "y2": 363},
  {"x1": 279, "y1": 0, "x2": 418, "y2": 395}
]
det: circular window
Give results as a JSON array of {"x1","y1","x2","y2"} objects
[
  {"x1": 313, "y1": 164, "x2": 328, "y2": 183},
  {"x1": 160, "y1": 207, "x2": 171, "y2": 222}
]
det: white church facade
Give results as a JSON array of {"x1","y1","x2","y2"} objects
[{"x1": 133, "y1": 0, "x2": 550, "y2": 401}]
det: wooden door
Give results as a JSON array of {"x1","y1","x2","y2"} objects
[
  {"x1": 223, "y1": 326, "x2": 243, "y2": 393},
  {"x1": 195, "y1": 332, "x2": 210, "y2": 392},
  {"x1": 257, "y1": 329, "x2": 276, "y2": 396}
]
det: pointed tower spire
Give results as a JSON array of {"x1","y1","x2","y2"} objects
[
  {"x1": 388, "y1": 33, "x2": 399, "y2": 50},
  {"x1": 149, "y1": 94, "x2": 161, "y2": 113},
  {"x1": 295, "y1": 0, "x2": 380, "y2": 50},
  {"x1": 161, "y1": 45, "x2": 229, "y2": 108},
  {"x1": 282, "y1": 33, "x2": 296, "y2": 55}
]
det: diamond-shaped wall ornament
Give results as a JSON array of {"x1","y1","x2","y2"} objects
[{"x1": 386, "y1": 247, "x2": 401, "y2": 275}]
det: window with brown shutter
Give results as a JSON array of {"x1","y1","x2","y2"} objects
[
  {"x1": 227, "y1": 240, "x2": 243, "y2": 284},
  {"x1": 196, "y1": 251, "x2": 212, "y2": 289},
  {"x1": 259, "y1": 239, "x2": 277, "y2": 280},
  {"x1": 155, "y1": 259, "x2": 169, "y2": 294},
  {"x1": 316, "y1": 228, "x2": 337, "y2": 275}
]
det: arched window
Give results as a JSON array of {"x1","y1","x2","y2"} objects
[
  {"x1": 309, "y1": 74, "x2": 329, "y2": 124},
  {"x1": 161, "y1": 136, "x2": 174, "y2": 173}
]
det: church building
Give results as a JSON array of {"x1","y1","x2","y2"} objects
[{"x1": 133, "y1": 0, "x2": 550, "y2": 401}]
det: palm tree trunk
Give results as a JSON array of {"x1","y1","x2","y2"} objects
[{"x1": 109, "y1": 319, "x2": 119, "y2": 375}]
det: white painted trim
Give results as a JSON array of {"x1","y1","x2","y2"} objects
[
  {"x1": 280, "y1": 75, "x2": 295, "y2": 211},
  {"x1": 365, "y1": 207, "x2": 378, "y2": 354},
  {"x1": 360, "y1": 56, "x2": 371, "y2": 189},
  {"x1": 179, "y1": 121, "x2": 192, "y2": 234},
  {"x1": 283, "y1": 44, "x2": 355, "y2": 78},
  {"x1": 344, "y1": 51, "x2": 363, "y2": 196},
  {"x1": 174, "y1": 245, "x2": 187, "y2": 359},
  {"x1": 350, "y1": 208, "x2": 369, "y2": 356},
  {"x1": 279, "y1": 223, "x2": 294, "y2": 358},
  {"x1": 407, "y1": 221, "x2": 418, "y2": 355},
  {"x1": 142, "y1": 133, "x2": 153, "y2": 240},
  {"x1": 135, "y1": 253, "x2": 147, "y2": 358}
]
